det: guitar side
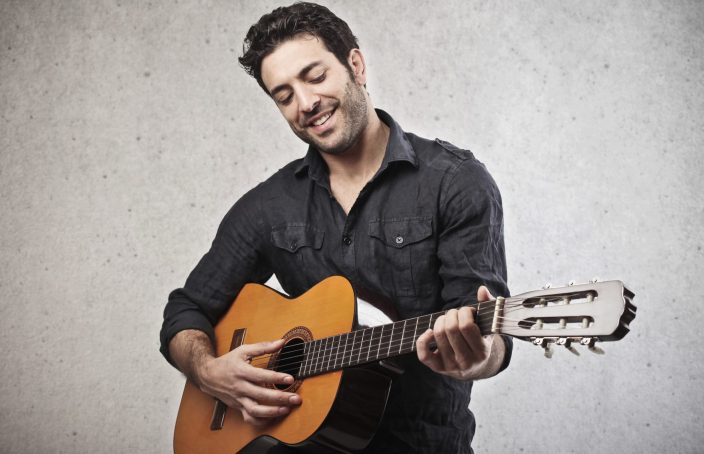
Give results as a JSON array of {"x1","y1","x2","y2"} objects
[{"x1": 174, "y1": 276, "x2": 357, "y2": 454}]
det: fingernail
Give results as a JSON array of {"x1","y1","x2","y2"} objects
[
  {"x1": 279, "y1": 406, "x2": 290, "y2": 415},
  {"x1": 289, "y1": 395, "x2": 301, "y2": 405},
  {"x1": 283, "y1": 375, "x2": 294, "y2": 384}
]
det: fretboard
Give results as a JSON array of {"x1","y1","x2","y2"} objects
[{"x1": 296, "y1": 299, "x2": 497, "y2": 378}]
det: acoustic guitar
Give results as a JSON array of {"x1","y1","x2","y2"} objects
[{"x1": 174, "y1": 276, "x2": 636, "y2": 453}]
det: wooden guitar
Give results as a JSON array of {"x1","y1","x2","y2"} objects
[{"x1": 174, "y1": 276, "x2": 636, "y2": 453}]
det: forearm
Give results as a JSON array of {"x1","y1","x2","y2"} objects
[{"x1": 169, "y1": 329, "x2": 216, "y2": 386}]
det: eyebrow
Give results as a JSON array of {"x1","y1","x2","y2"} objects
[{"x1": 269, "y1": 60, "x2": 324, "y2": 97}]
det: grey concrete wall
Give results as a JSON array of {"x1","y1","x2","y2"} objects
[{"x1": 1, "y1": 1, "x2": 702, "y2": 453}]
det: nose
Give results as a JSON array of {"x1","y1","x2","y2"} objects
[{"x1": 296, "y1": 87, "x2": 320, "y2": 114}]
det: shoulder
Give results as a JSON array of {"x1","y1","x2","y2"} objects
[
  {"x1": 241, "y1": 157, "x2": 307, "y2": 199},
  {"x1": 405, "y1": 133, "x2": 496, "y2": 189},
  {"x1": 220, "y1": 157, "x2": 306, "y2": 225}
]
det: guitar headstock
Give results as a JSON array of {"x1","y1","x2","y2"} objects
[{"x1": 498, "y1": 279, "x2": 636, "y2": 356}]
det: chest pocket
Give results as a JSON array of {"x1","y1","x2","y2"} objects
[
  {"x1": 271, "y1": 224, "x2": 324, "y2": 253},
  {"x1": 368, "y1": 217, "x2": 435, "y2": 297},
  {"x1": 270, "y1": 224, "x2": 325, "y2": 289}
]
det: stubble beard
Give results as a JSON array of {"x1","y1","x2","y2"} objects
[{"x1": 293, "y1": 79, "x2": 369, "y2": 156}]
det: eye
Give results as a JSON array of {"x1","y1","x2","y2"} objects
[
  {"x1": 310, "y1": 73, "x2": 326, "y2": 83},
  {"x1": 276, "y1": 93, "x2": 293, "y2": 106}
]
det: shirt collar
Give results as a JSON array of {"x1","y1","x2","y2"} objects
[{"x1": 294, "y1": 108, "x2": 418, "y2": 177}]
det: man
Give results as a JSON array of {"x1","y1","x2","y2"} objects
[{"x1": 161, "y1": 2, "x2": 511, "y2": 452}]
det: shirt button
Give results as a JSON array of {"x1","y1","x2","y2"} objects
[
  {"x1": 342, "y1": 236, "x2": 352, "y2": 246},
  {"x1": 395, "y1": 235, "x2": 404, "y2": 245},
  {"x1": 289, "y1": 241, "x2": 297, "y2": 251}
]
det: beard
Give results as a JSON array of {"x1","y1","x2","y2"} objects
[{"x1": 291, "y1": 78, "x2": 369, "y2": 156}]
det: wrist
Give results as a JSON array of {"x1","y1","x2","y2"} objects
[{"x1": 476, "y1": 334, "x2": 505, "y2": 378}]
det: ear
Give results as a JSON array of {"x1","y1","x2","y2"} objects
[{"x1": 347, "y1": 49, "x2": 367, "y2": 85}]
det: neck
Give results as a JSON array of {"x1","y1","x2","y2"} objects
[
  {"x1": 295, "y1": 298, "x2": 499, "y2": 379},
  {"x1": 320, "y1": 107, "x2": 389, "y2": 185}
]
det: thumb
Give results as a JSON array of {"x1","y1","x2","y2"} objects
[{"x1": 477, "y1": 285, "x2": 493, "y2": 303}]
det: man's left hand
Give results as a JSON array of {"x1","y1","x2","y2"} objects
[{"x1": 416, "y1": 286, "x2": 505, "y2": 380}]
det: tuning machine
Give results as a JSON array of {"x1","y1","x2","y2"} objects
[
  {"x1": 556, "y1": 337, "x2": 580, "y2": 356},
  {"x1": 580, "y1": 337, "x2": 605, "y2": 355},
  {"x1": 533, "y1": 337, "x2": 554, "y2": 358}
]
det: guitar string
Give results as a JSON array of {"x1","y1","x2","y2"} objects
[
  {"x1": 247, "y1": 300, "x2": 511, "y2": 369},
  {"x1": 246, "y1": 296, "x2": 586, "y2": 371},
  {"x1": 249, "y1": 316, "x2": 549, "y2": 371},
  {"x1": 249, "y1": 315, "x2": 533, "y2": 373},
  {"x1": 247, "y1": 301, "x2": 580, "y2": 371},
  {"x1": 248, "y1": 306, "x2": 580, "y2": 372}
]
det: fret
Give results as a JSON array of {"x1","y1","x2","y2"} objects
[
  {"x1": 313, "y1": 338, "x2": 320, "y2": 374},
  {"x1": 312, "y1": 339, "x2": 320, "y2": 376},
  {"x1": 341, "y1": 333, "x2": 349, "y2": 368},
  {"x1": 375, "y1": 325, "x2": 382, "y2": 360},
  {"x1": 340, "y1": 334, "x2": 347, "y2": 369},
  {"x1": 399, "y1": 320, "x2": 407, "y2": 355},
  {"x1": 349, "y1": 331, "x2": 357, "y2": 366},
  {"x1": 307, "y1": 341, "x2": 315, "y2": 376},
  {"x1": 366, "y1": 328, "x2": 374, "y2": 362},
  {"x1": 300, "y1": 342, "x2": 308, "y2": 377},
  {"x1": 429, "y1": 313, "x2": 438, "y2": 331},
  {"x1": 368, "y1": 326, "x2": 375, "y2": 361},
  {"x1": 330, "y1": 336, "x2": 338, "y2": 371},
  {"x1": 312, "y1": 339, "x2": 321, "y2": 375},
  {"x1": 325, "y1": 337, "x2": 331, "y2": 371},
  {"x1": 334, "y1": 335, "x2": 341, "y2": 370},
  {"x1": 386, "y1": 323, "x2": 396, "y2": 358},
  {"x1": 411, "y1": 317, "x2": 418, "y2": 352}
]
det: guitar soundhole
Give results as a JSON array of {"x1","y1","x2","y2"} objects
[
  {"x1": 273, "y1": 338, "x2": 305, "y2": 390},
  {"x1": 268, "y1": 326, "x2": 313, "y2": 392}
]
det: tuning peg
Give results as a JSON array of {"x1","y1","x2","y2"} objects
[
  {"x1": 558, "y1": 338, "x2": 580, "y2": 356},
  {"x1": 582, "y1": 337, "x2": 605, "y2": 355},
  {"x1": 543, "y1": 344, "x2": 554, "y2": 358},
  {"x1": 589, "y1": 277, "x2": 599, "y2": 283},
  {"x1": 542, "y1": 283, "x2": 552, "y2": 290},
  {"x1": 568, "y1": 280, "x2": 576, "y2": 286},
  {"x1": 533, "y1": 338, "x2": 553, "y2": 358}
]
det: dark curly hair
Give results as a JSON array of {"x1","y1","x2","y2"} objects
[{"x1": 239, "y1": 2, "x2": 360, "y2": 93}]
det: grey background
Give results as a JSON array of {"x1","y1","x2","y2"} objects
[{"x1": 1, "y1": 0, "x2": 702, "y2": 453}]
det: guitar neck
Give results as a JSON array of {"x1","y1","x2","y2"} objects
[{"x1": 297, "y1": 300, "x2": 497, "y2": 378}]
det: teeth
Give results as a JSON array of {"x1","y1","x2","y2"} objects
[{"x1": 312, "y1": 112, "x2": 332, "y2": 126}]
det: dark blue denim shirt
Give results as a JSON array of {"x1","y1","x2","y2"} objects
[{"x1": 160, "y1": 109, "x2": 511, "y2": 453}]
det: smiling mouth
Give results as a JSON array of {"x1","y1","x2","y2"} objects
[
  {"x1": 307, "y1": 108, "x2": 335, "y2": 128},
  {"x1": 312, "y1": 112, "x2": 332, "y2": 126}
]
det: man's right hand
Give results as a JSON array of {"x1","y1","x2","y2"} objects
[{"x1": 170, "y1": 331, "x2": 302, "y2": 427}]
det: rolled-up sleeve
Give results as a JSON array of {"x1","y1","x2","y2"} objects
[
  {"x1": 436, "y1": 158, "x2": 512, "y2": 373},
  {"x1": 159, "y1": 187, "x2": 273, "y2": 367}
]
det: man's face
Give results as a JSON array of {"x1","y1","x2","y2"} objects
[{"x1": 260, "y1": 35, "x2": 368, "y2": 155}]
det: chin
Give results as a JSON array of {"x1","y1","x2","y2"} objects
[{"x1": 315, "y1": 135, "x2": 354, "y2": 156}]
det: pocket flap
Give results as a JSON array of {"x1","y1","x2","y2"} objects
[
  {"x1": 271, "y1": 225, "x2": 324, "y2": 253},
  {"x1": 369, "y1": 217, "x2": 433, "y2": 249}
]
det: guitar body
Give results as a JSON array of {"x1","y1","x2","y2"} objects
[{"x1": 174, "y1": 276, "x2": 393, "y2": 453}]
